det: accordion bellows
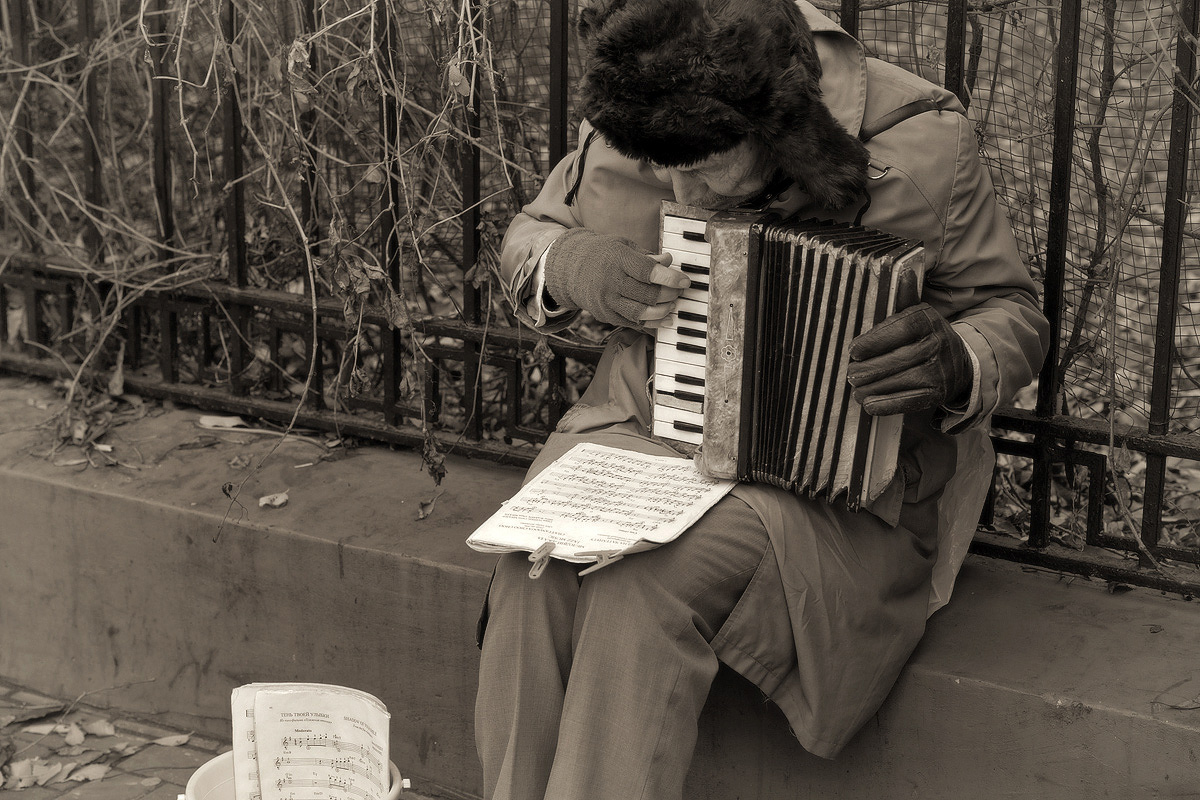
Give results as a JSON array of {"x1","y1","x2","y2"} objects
[{"x1": 652, "y1": 201, "x2": 926, "y2": 510}]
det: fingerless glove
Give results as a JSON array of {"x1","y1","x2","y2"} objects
[{"x1": 543, "y1": 228, "x2": 663, "y2": 328}]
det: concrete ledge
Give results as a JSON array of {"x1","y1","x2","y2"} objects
[{"x1": 2, "y1": 374, "x2": 1199, "y2": 798}]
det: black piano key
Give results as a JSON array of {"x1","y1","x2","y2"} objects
[
  {"x1": 673, "y1": 420, "x2": 704, "y2": 434},
  {"x1": 674, "y1": 373, "x2": 705, "y2": 387},
  {"x1": 682, "y1": 231, "x2": 707, "y2": 242},
  {"x1": 678, "y1": 326, "x2": 706, "y2": 339},
  {"x1": 678, "y1": 311, "x2": 708, "y2": 324},
  {"x1": 680, "y1": 262, "x2": 710, "y2": 275},
  {"x1": 676, "y1": 342, "x2": 706, "y2": 356},
  {"x1": 666, "y1": 389, "x2": 704, "y2": 404}
]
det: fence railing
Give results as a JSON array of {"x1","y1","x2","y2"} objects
[{"x1": 3, "y1": 0, "x2": 1200, "y2": 596}]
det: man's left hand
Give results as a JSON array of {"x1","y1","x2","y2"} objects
[{"x1": 846, "y1": 303, "x2": 973, "y2": 416}]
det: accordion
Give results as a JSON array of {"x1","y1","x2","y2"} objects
[{"x1": 652, "y1": 200, "x2": 926, "y2": 510}]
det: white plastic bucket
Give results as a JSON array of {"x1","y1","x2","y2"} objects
[{"x1": 184, "y1": 751, "x2": 404, "y2": 800}]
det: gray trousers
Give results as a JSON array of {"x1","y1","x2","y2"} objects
[{"x1": 475, "y1": 495, "x2": 770, "y2": 800}]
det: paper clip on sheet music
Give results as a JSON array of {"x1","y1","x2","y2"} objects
[
  {"x1": 527, "y1": 542, "x2": 556, "y2": 579},
  {"x1": 575, "y1": 550, "x2": 625, "y2": 576},
  {"x1": 527, "y1": 543, "x2": 626, "y2": 579}
]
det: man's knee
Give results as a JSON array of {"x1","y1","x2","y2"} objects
[{"x1": 488, "y1": 553, "x2": 580, "y2": 619}]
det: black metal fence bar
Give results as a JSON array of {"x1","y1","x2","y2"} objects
[
  {"x1": 379, "y1": 0, "x2": 403, "y2": 428},
  {"x1": 838, "y1": 0, "x2": 858, "y2": 39},
  {"x1": 549, "y1": 0, "x2": 569, "y2": 166},
  {"x1": 7, "y1": 0, "x2": 35, "y2": 252},
  {"x1": 1028, "y1": 0, "x2": 1083, "y2": 551},
  {"x1": 460, "y1": 0, "x2": 484, "y2": 442},
  {"x1": 944, "y1": 0, "x2": 967, "y2": 107},
  {"x1": 1142, "y1": 0, "x2": 1199, "y2": 555},
  {"x1": 221, "y1": 0, "x2": 250, "y2": 392},
  {"x1": 78, "y1": 0, "x2": 101, "y2": 256}
]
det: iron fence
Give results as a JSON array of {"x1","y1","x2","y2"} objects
[{"x1": 3, "y1": 0, "x2": 1200, "y2": 595}]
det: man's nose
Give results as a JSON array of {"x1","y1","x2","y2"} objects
[{"x1": 673, "y1": 174, "x2": 707, "y2": 206}]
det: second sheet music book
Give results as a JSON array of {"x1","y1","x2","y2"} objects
[{"x1": 231, "y1": 682, "x2": 391, "y2": 800}]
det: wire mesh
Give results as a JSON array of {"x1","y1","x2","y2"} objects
[{"x1": 4, "y1": 0, "x2": 1200, "y2": 573}]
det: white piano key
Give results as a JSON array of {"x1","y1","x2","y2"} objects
[
  {"x1": 654, "y1": 359, "x2": 706, "y2": 383},
  {"x1": 654, "y1": 390, "x2": 703, "y2": 415},
  {"x1": 662, "y1": 248, "x2": 712, "y2": 270},
  {"x1": 654, "y1": 418, "x2": 704, "y2": 445},
  {"x1": 653, "y1": 405, "x2": 706, "y2": 445},
  {"x1": 654, "y1": 346, "x2": 707, "y2": 373},
  {"x1": 658, "y1": 300, "x2": 710, "y2": 330},
  {"x1": 662, "y1": 214, "x2": 708, "y2": 238},
  {"x1": 662, "y1": 231, "x2": 712, "y2": 256},
  {"x1": 655, "y1": 372, "x2": 706, "y2": 403},
  {"x1": 656, "y1": 327, "x2": 708, "y2": 357}
]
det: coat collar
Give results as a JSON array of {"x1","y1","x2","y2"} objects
[{"x1": 798, "y1": 1, "x2": 868, "y2": 139}]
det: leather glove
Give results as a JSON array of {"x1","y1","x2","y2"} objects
[
  {"x1": 846, "y1": 303, "x2": 973, "y2": 416},
  {"x1": 543, "y1": 228, "x2": 689, "y2": 328}
]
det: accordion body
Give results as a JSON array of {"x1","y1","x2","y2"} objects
[{"x1": 652, "y1": 201, "x2": 926, "y2": 510}]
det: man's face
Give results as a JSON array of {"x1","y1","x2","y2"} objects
[{"x1": 650, "y1": 139, "x2": 773, "y2": 209}]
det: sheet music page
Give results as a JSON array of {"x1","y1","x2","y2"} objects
[
  {"x1": 467, "y1": 442, "x2": 736, "y2": 561},
  {"x1": 231, "y1": 685, "x2": 262, "y2": 800},
  {"x1": 236, "y1": 683, "x2": 390, "y2": 800}
]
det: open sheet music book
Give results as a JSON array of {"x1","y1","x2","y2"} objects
[
  {"x1": 467, "y1": 442, "x2": 736, "y2": 566},
  {"x1": 231, "y1": 682, "x2": 390, "y2": 800}
]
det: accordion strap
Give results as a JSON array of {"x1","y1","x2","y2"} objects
[
  {"x1": 853, "y1": 98, "x2": 942, "y2": 224},
  {"x1": 858, "y1": 98, "x2": 941, "y2": 144}
]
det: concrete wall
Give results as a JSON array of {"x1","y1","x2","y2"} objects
[{"x1": 3, "y1": 375, "x2": 1199, "y2": 798}]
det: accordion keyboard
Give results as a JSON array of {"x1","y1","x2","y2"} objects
[
  {"x1": 652, "y1": 213, "x2": 713, "y2": 446},
  {"x1": 649, "y1": 200, "x2": 927, "y2": 508}
]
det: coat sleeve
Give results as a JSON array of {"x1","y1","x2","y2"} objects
[
  {"x1": 860, "y1": 109, "x2": 1051, "y2": 431},
  {"x1": 497, "y1": 121, "x2": 673, "y2": 333}
]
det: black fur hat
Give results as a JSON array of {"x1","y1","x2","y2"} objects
[{"x1": 578, "y1": 0, "x2": 869, "y2": 209}]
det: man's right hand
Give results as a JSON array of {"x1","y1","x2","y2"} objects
[{"x1": 543, "y1": 228, "x2": 690, "y2": 329}]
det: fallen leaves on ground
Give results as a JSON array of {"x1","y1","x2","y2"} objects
[
  {"x1": 0, "y1": 710, "x2": 171, "y2": 791},
  {"x1": 151, "y1": 733, "x2": 191, "y2": 747},
  {"x1": 258, "y1": 490, "x2": 289, "y2": 509}
]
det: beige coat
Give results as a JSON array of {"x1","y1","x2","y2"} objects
[{"x1": 493, "y1": 2, "x2": 1049, "y2": 757}]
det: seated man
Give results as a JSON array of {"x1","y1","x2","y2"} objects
[{"x1": 475, "y1": 1, "x2": 1050, "y2": 798}]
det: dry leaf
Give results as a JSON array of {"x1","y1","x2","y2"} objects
[
  {"x1": 5, "y1": 757, "x2": 35, "y2": 790},
  {"x1": 63, "y1": 722, "x2": 86, "y2": 746},
  {"x1": 198, "y1": 415, "x2": 248, "y2": 429},
  {"x1": 416, "y1": 491, "x2": 443, "y2": 521},
  {"x1": 81, "y1": 719, "x2": 116, "y2": 737},
  {"x1": 176, "y1": 435, "x2": 220, "y2": 451},
  {"x1": 33, "y1": 761, "x2": 63, "y2": 786},
  {"x1": 53, "y1": 457, "x2": 88, "y2": 468},
  {"x1": 23, "y1": 722, "x2": 57, "y2": 735},
  {"x1": 72, "y1": 750, "x2": 104, "y2": 767},
  {"x1": 67, "y1": 763, "x2": 110, "y2": 782},
  {"x1": 55, "y1": 744, "x2": 87, "y2": 756},
  {"x1": 1, "y1": 703, "x2": 64, "y2": 727},
  {"x1": 141, "y1": 776, "x2": 162, "y2": 787},
  {"x1": 229, "y1": 454, "x2": 252, "y2": 469},
  {"x1": 258, "y1": 491, "x2": 289, "y2": 509},
  {"x1": 151, "y1": 733, "x2": 191, "y2": 747},
  {"x1": 108, "y1": 356, "x2": 125, "y2": 396}
]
